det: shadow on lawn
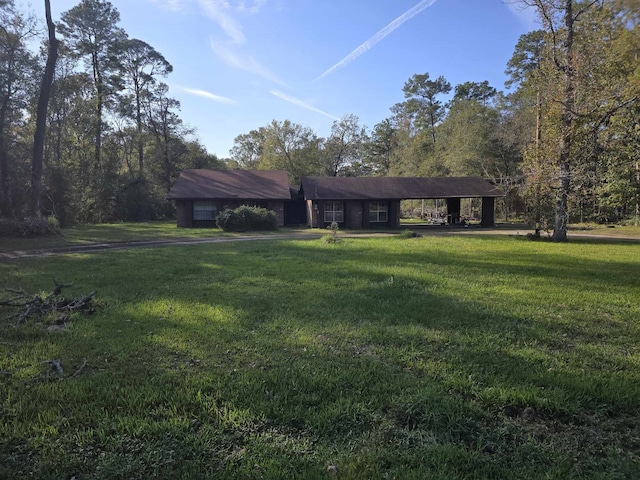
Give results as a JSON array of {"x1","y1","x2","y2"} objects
[
  {"x1": 3, "y1": 237, "x2": 639, "y2": 478},
  {"x1": 30, "y1": 237, "x2": 639, "y2": 416},
  {"x1": 107, "y1": 277, "x2": 639, "y2": 476}
]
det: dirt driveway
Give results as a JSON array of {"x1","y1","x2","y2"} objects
[{"x1": 1, "y1": 226, "x2": 638, "y2": 261}]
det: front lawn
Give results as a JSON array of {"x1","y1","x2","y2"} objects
[
  {"x1": 0, "y1": 220, "x2": 311, "y2": 253},
  {"x1": 1, "y1": 236, "x2": 639, "y2": 478}
]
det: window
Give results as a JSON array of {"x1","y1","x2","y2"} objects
[
  {"x1": 369, "y1": 201, "x2": 388, "y2": 223},
  {"x1": 324, "y1": 201, "x2": 344, "y2": 223},
  {"x1": 193, "y1": 201, "x2": 217, "y2": 221}
]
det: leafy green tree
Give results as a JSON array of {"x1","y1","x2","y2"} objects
[
  {"x1": 439, "y1": 91, "x2": 499, "y2": 177},
  {"x1": 385, "y1": 73, "x2": 453, "y2": 178},
  {"x1": 517, "y1": 0, "x2": 603, "y2": 240},
  {"x1": 394, "y1": 72, "x2": 451, "y2": 147},
  {"x1": 321, "y1": 114, "x2": 365, "y2": 176},
  {"x1": 260, "y1": 120, "x2": 322, "y2": 183},
  {"x1": 452, "y1": 80, "x2": 497, "y2": 105},
  {"x1": 42, "y1": 62, "x2": 96, "y2": 225},
  {"x1": 143, "y1": 82, "x2": 190, "y2": 193},
  {"x1": 363, "y1": 118, "x2": 398, "y2": 175},
  {"x1": 589, "y1": 0, "x2": 640, "y2": 223},
  {"x1": 113, "y1": 38, "x2": 172, "y2": 178},
  {"x1": 231, "y1": 120, "x2": 324, "y2": 183},
  {"x1": 505, "y1": 30, "x2": 546, "y2": 89},
  {"x1": 505, "y1": 30, "x2": 547, "y2": 226},
  {"x1": 515, "y1": 0, "x2": 639, "y2": 233},
  {"x1": 230, "y1": 128, "x2": 267, "y2": 169},
  {"x1": 181, "y1": 140, "x2": 225, "y2": 171},
  {"x1": 0, "y1": 0, "x2": 221, "y2": 225},
  {"x1": 0, "y1": 1, "x2": 37, "y2": 216},
  {"x1": 59, "y1": 0, "x2": 125, "y2": 170},
  {"x1": 437, "y1": 81, "x2": 526, "y2": 221},
  {"x1": 492, "y1": 92, "x2": 535, "y2": 220}
]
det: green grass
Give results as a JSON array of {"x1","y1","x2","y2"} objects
[
  {"x1": 569, "y1": 223, "x2": 640, "y2": 238},
  {"x1": 0, "y1": 220, "x2": 312, "y2": 253},
  {"x1": 2, "y1": 220, "x2": 639, "y2": 254},
  {"x1": 1, "y1": 236, "x2": 639, "y2": 478}
]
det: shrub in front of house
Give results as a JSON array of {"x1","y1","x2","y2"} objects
[{"x1": 215, "y1": 206, "x2": 277, "y2": 232}]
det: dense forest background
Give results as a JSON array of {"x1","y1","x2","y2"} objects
[{"x1": 1, "y1": 0, "x2": 638, "y2": 233}]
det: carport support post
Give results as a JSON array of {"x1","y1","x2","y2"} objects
[
  {"x1": 446, "y1": 198, "x2": 461, "y2": 224},
  {"x1": 481, "y1": 197, "x2": 495, "y2": 227}
]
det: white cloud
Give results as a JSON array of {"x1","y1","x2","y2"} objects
[
  {"x1": 270, "y1": 90, "x2": 339, "y2": 121},
  {"x1": 317, "y1": 0, "x2": 439, "y2": 81},
  {"x1": 210, "y1": 39, "x2": 286, "y2": 86},
  {"x1": 179, "y1": 86, "x2": 236, "y2": 104}
]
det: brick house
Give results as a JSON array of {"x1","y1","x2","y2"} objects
[
  {"x1": 166, "y1": 169, "x2": 292, "y2": 227},
  {"x1": 167, "y1": 169, "x2": 504, "y2": 228}
]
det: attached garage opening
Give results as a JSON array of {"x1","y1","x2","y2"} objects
[{"x1": 400, "y1": 197, "x2": 496, "y2": 227}]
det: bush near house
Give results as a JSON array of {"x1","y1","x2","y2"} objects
[
  {"x1": 215, "y1": 206, "x2": 277, "y2": 232},
  {"x1": 0, "y1": 216, "x2": 60, "y2": 238}
]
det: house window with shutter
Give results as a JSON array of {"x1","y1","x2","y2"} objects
[
  {"x1": 369, "y1": 201, "x2": 388, "y2": 222},
  {"x1": 324, "y1": 201, "x2": 344, "y2": 223}
]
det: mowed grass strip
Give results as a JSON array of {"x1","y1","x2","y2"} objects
[
  {"x1": 0, "y1": 220, "x2": 313, "y2": 253},
  {"x1": 0, "y1": 236, "x2": 639, "y2": 479}
]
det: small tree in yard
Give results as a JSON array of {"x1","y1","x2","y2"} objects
[{"x1": 322, "y1": 221, "x2": 341, "y2": 244}]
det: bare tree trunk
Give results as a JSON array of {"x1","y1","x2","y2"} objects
[
  {"x1": 136, "y1": 80, "x2": 144, "y2": 178},
  {"x1": 30, "y1": 0, "x2": 59, "y2": 217},
  {"x1": 636, "y1": 162, "x2": 640, "y2": 225},
  {"x1": 0, "y1": 76, "x2": 13, "y2": 217},
  {"x1": 0, "y1": 127, "x2": 8, "y2": 216},
  {"x1": 534, "y1": 90, "x2": 542, "y2": 231},
  {"x1": 91, "y1": 51, "x2": 103, "y2": 170},
  {"x1": 551, "y1": 0, "x2": 575, "y2": 242}
]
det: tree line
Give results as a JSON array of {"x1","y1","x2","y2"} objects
[
  {"x1": 1, "y1": 0, "x2": 638, "y2": 237},
  {"x1": 1, "y1": 0, "x2": 223, "y2": 226},
  {"x1": 228, "y1": 0, "x2": 639, "y2": 239}
]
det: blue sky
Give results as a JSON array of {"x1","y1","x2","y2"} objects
[{"x1": 46, "y1": 0, "x2": 539, "y2": 158}]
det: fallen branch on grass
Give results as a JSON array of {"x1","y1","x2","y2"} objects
[
  {"x1": 0, "y1": 278, "x2": 96, "y2": 324},
  {"x1": 72, "y1": 359, "x2": 88, "y2": 378}
]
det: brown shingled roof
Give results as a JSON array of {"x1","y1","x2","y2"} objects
[
  {"x1": 300, "y1": 176, "x2": 504, "y2": 200},
  {"x1": 166, "y1": 169, "x2": 292, "y2": 200}
]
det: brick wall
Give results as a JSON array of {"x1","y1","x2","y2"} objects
[
  {"x1": 176, "y1": 200, "x2": 192, "y2": 227},
  {"x1": 267, "y1": 200, "x2": 285, "y2": 226}
]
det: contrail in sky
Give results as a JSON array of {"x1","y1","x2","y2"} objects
[
  {"x1": 179, "y1": 87, "x2": 236, "y2": 104},
  {"x1": 210, "y1": 39, "x2": 287, "y2": 86},
  {"x1": 317, "y1": 0, "x2": 439, "y2": 80},
  {"x1": 270, "y1": 90, "x2": 340, "y2": 121},
  {"x1": 199, "y1": 0, "x2": 247, "y2": 45}
]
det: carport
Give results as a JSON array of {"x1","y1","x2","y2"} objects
[{"x1": 299, "y1": 176, "x2": 504, "y2": 229}]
